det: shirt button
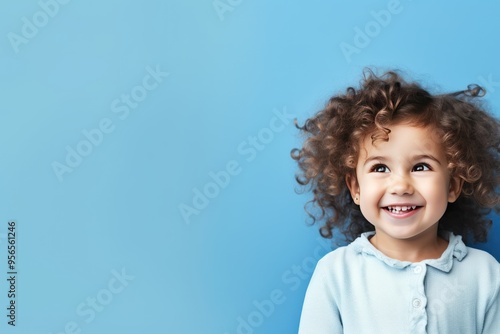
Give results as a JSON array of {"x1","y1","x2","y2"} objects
[
  {"x1": 413, "y1": 265, "x2": 423, "y2": 274},
  {"x1": 412, "y1": 298, "x2": 422, "y2": 308}
]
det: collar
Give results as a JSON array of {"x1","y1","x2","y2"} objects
[{"x1": 351, "y1": 231, "x2": 468, "y2": 272}]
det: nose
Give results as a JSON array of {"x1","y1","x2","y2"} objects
[{"x1": 388, "y1": 173, "x2": 414, "y2": 195}]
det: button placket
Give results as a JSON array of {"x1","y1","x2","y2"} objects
[
  {"x1": 408, "y1": 264, "x2": 428, "y2": 332},
  {"x1": 413, "y1": 265, "x2": 423, "y2": 274},
  {"x1": 412, "y1": 298, "x2": 422, "y2": 308}
]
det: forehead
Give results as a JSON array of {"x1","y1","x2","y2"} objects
[{"x1": 358, "y1": 124, "x2": 444, "y2": 159}]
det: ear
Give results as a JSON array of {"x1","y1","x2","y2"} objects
[
  {"x1": 345, "y1": 173, "x2": 360, "y2": 205},
  {"x1": 448, "y1": 175, "x2": 464, "y2": 203}
]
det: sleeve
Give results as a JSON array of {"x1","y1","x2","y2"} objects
[
  {"x1": 482, "y1": 262, "x2": 500, "y2": 334},
  {"x1": 298, "y1": 258, "x2": 343, "y2": 334}
]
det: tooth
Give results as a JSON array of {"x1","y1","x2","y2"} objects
[
  {"x1": 395, "y1": 206, "x2": 401, "y2": 211},
  {"x1": 412, "y1": 206, "x2": 416, "y2": 209},
  {"x1": 402, "y1": 206, "x2": 408, "y2": 211}
]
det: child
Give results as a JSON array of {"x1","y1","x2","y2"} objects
[{"x1": 292, "y1": 70, "x2": 500, "y2": 333}]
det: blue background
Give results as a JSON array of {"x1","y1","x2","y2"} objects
[{"x1": 0, "y1": 0, "x2": 499, "y2": 333}]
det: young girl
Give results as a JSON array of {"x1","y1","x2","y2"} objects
[{"x1": 292, "y1": 70, "x2": 500, "y2": 333}]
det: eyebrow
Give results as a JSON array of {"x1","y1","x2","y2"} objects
[{"x1": 363, "y1": 154, "x2": 442, "y2": 166}]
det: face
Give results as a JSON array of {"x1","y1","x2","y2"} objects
[{"x1": 346, "y1": 123, "x2": 462, "y2": 244}]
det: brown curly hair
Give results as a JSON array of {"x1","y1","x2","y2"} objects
[{"x1": 292, "y1": 69, "x2": 500, "y2": 244}]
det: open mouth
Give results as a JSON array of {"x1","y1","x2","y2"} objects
[{"x1": 384, "y1": 205, "x2": 419, "y2": 214}]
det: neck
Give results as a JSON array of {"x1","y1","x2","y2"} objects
[{"x1": 369, "y1": 228, "x2": 448, "y2": 262}]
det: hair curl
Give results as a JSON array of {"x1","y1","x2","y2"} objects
[{"x1": 292, "y1": 69, "x2": 500, "y2": 244}]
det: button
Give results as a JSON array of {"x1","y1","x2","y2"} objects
[
  {"x1": 412, "y1": 298, "x2": 422, "y2": 308},
  {"x1": 413, "y1": 265, "x2": 423, "y2": 274}
]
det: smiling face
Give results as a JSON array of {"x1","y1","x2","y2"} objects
[{"x1": 346, "y1": 123, "x2": 463, "y2": 245}]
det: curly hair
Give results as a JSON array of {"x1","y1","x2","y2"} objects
[{"x1": 291, "y1": 69, "x2": 500, "y2": 244}]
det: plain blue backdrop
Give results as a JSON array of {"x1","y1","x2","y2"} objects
[{"x1": 0, "y1": 0, "x2": 499, "y2": 333}]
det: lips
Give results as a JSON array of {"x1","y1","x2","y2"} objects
[
  {"x1": 385, "y1": 205, "x2": 418, "y2": 214},
  {"x1": 382, "y1": 205, "x2": 422, "y2": 219}
]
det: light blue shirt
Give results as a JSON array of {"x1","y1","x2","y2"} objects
[{"x1": 298, "y1": 232, "x2": 500, "y2": 334}]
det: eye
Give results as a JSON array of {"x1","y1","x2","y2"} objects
[
  {"x1": 413, "y1": 163, "x2": 431, "y2": 172},
  {"x1": 371, "y1": 164, "x2": 390, "y2": 173}
]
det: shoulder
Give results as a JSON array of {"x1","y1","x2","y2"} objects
[
  {"x1": 458, "y1": 247, "x2": 500, "y2": 305},
  {"x1": 441, "y1": 233, "x2": 499, "y2": 275},
  {"x1": 315, "y1": 232, "x2": 382, "y2": 266},
  {"x1": 310, "y1": 245, "x2": 352, "y2": 280},
  {"x1": 316, "y1": 245, "x2": 351, "y2": 268},
  {"x1": 443, "y1": 235, "x2": 499, "y2": 281},
  {"x1": 462, "y1": 246, "x2": 500, "y2": 279},
  {"x1": 314, "y1": 237, "x2": 368, "y2": 274},
  {"x1": 463, "y1": 246, "x2": 499, "y2": 269}
]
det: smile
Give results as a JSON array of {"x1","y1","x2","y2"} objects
[{"x1": 384, "y1": 205, "x2": 418, "y2": 214}]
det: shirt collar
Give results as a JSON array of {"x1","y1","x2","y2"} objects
[{"x1": 351, "y1": 231, "x2": 468, "y2": 272}]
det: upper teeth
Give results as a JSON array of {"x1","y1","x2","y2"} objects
[{"x1": 387, "y1": 206, "x2": 416, "y2": 212}]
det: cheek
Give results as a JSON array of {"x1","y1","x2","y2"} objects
[
  {"x1": 427, "y1": 182, "x2": 451, "y2": 212},
  {"x1": 358, "y1": 177, "x2": 382, "y2": 197},
  {"x1": 357, "y1": 200, "x2": 378, "y2": 227},
  {"x1": 358, "y1": 186, "x2": 382, "y2": 211}
]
